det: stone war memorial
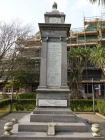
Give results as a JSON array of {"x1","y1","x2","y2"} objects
[{"x1": 1, "y1": 2, "x2": 104, "y2": 140}]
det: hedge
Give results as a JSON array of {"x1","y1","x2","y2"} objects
[
  {"x1": 13, "y1": 99, "x2": 36, "y2": 111},
  {"x1": 18, "y1": 92, "x2": 37, "y2": 99},
  {"x1": 97, "y1": 100, "x2": 105, "y2": 116},
  {"x1": 0, "y1": 99, "x2": 36, "y2": 109},
  {"x1": 13, "y1": 99, "x2": 36, "y2": 104},
  {"x1": 2, "y1": 93, "x2": 9, "y2": 99},
  {"x1": 0, "y1": 99, "x2": 104, "y2": 115},
  {"x1": 70, "y1": 99, "x2": 97, "y2": 112},
  {"x1": 0, "y1": 99, "x2": 11, "y2": 108},
  {"x1": 0, "y1": 99, "x2": 96, "y2": 112}
]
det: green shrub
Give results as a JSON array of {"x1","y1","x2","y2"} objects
[
  {"x1": 1, "y1": 98, "x2": 105, "y2": 116},
  {"x1": 19, "y1": 105, "x2": 24, "y2": 111},
  {"x1": 15, "y1": 105, "x2": 19, "y2": 111},
  {"x1": 14, "y1": 103, "x2": 19, "y2": 111},
  {"x1": 97, "y1": 100, "x2": 105, "y2": 116},
  {"x1": 18, "y1": 92, "x2": 37, "y2": 99},
  {"x1": 0, "y1": 99, "x2": 36, "y2": 111},
  {"x1": 2, "y1": 93, "x2": 9, "y2": 99},
  {"x1": 0, "y1": 99, "x2": 11, "y2": 108},
  {"x1": 13, "y1": 99, "x2": 36, "y2": 111},
  {"x1": 70, "y1": 99, "x2": 97, "y2": 112},
  {"x1": 14, "y1": 104, "x2": 24, "y2": 111},
  {"x1": 13, "y1": 99, "x2": 36, "y2": 104}
]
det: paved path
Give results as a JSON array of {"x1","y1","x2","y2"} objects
[
  {"x1": 0, "y1": 112, "x2": 29, "y2": 136},
  {"x1": 0, "y1": 112, "x2": 105, "y2": 138},
  {"x1": 75, "y1": 113, "x2": 105, "y2": 138}
]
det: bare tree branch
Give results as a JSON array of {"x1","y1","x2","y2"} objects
[{"x1": 0, "y1": 19, "x2": 34, "y2": 88}]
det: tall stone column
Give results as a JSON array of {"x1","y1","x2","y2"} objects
[
  {"x1": 36, "y1": 2, "x2": 71, "y2": 108},
  {"x1": 39, "y1": 42, "x2": 47, "y2": 89}
]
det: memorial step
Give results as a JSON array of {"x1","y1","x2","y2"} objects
[
  {"x1": 33, "y1": 108, "x2": 73, "y2": 114},
  {"x1": 18, "y1": 122, "x2": 87, "y2": 132},
  {"x1": 1, "y1": 132, "x2": 104, "y2": 140},
  {"x1": 30, "y1": 114, "x2": 75, "y2": 122}
]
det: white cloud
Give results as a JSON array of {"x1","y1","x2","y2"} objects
[
  {"x1": 0, "y1": 0, "x2": 103, "y2": 30},
  {"x1": 0, "y1": 7, "x2": 15, "y2": 22},
  {"x1": 71, "y1": 0, "x2": 102, "y2": 17},
  {"x1": 46, "y1": 0, "x2": 68, "y2": 12},
  {"x1": 68, "y1": 0, "x2": 103, "y2": 29}
]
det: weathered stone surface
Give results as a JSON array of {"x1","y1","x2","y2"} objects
[
  {"x1": 61, "y1": 64, "x2": 67, "y2": 86},
  {"x1": 36, "y1": 89, "x2": 70, "y2": 93},
  {"x1": 47, "y1": 124, "x2": 55, "y2": 136},
  {"x1": 42, "y1": 30, "x2": 67, "y2": 37},
  {"x1": 48, "y1": 38, "x2": 61, "y2": 42},
  {"x1": 41, "y1": 42, "x2": 47, "y2": 58},
  {"x1": 61, "y1": 42, "x2": 67, "y2": 86},
  {"x1": 30, "y1": 114, "x2": 76, "y2": 123},
  {"x1": 33, "y1": 108, "x2": 73, "y2": 114},
  {"x1": 36, "y1": 91, "x2": 70, "y2": 107},
  {"x1": 18, "y1": 122, "x2": 87, "y2": 132},
  {"x1": 61, "y1": 17, "x2": 64, "y2": 23},
  {"x1": 47, "y1": 43, "x2": 61, "y2": 87},
  {"x1": 38, "y1": 99, "x2": 67, "y2": 107},
  {"x1": 1, "y1": 132, "x2": 104, "y2": 140},
  {"x1": 39, "y1": 58, "x2": 47, "y2": 86},
  {"x1": 49, "y1": 17, "x2": 61, "y2": 23}
]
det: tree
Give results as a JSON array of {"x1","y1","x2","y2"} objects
[
  {"x1": 5, "y1": 78, "x2": 26, "y2": 99},
  {"x1": 69, "y1": 70, "x2": 78, "y2": 98},
  {"x1": 90, "y1": 44, "x2": 105, "y2": 74},
  {"x1": 5, "y1": 56, "x2": 39, "y2": 99},
  {"x1": 88, "y1": 0, "x2": 105, "y2": 5},
  {"x1": 67, "y1": 47, "x2": 91, "y2": 97},
  {"x1": 0, "y1": 19, "x2": 33, "y2": 88}
]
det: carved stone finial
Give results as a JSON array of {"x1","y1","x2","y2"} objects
[
  {"x1": 52, "y1": 2, "x2": 57, "y2": 10},
  {"x1": 4, "y1": 122, "x2": 13, "y2": 135},
  {"x1": 91, "y1": 124, "x2": 100, "y2": 137}
]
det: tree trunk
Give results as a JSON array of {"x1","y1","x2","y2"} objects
[
  {"x1": 77, "y1": 83, "x2": 79, "y2": 98},
  {"x1": 74, "y1": 84, "x2": 77, "y2": 98},
  {"x1": 78, "y1": 72, "x2": 82, "y2": 98},
  {"x1": 16, "y1": 89, "x2": 19, "y2": 99}
]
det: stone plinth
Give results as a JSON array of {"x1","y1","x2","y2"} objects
[{"x1": 36, "y1": 89, "x2": 70, "y2": 107}]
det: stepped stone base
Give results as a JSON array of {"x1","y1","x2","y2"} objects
[
  {"x1": 1, "y1": 132, "x2": 104, "y2": 140},
  {"x1": 31, "y1": 108, "x2": 76, "y2": 122},
  {"x1": 1, "y1": 108, "x2": 104, "y2": 140},
  {"x1": 18, "y1": 122, "x2": 87, "y2": 132},
  {"x1": 30, "y1": 114, "x2": 76, "y2": 122},
  {"x1": 18, "y1": 111, "x2": 87, "y2": 132},
  {"x1": 33, "y1": 108, "x2": 73, "y2": 114}
]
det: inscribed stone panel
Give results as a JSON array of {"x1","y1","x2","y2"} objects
[
  {"x1": 49, "y1": 17, "x2": 61, "y2": 23},
  {"x1": 47, "y1": 43, "x2": 61, "y2": 87},
  {"x1": 39, "y1": 99, "x2": 67, "y2": 106}
]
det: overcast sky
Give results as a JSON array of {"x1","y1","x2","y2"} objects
[{"x1": 0, "y1": 0, "x2": 103, "y2": 33}]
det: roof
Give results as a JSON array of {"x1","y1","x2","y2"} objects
[{"x1": 36, "y1": 31, "x2": 40, "y2": 35}]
